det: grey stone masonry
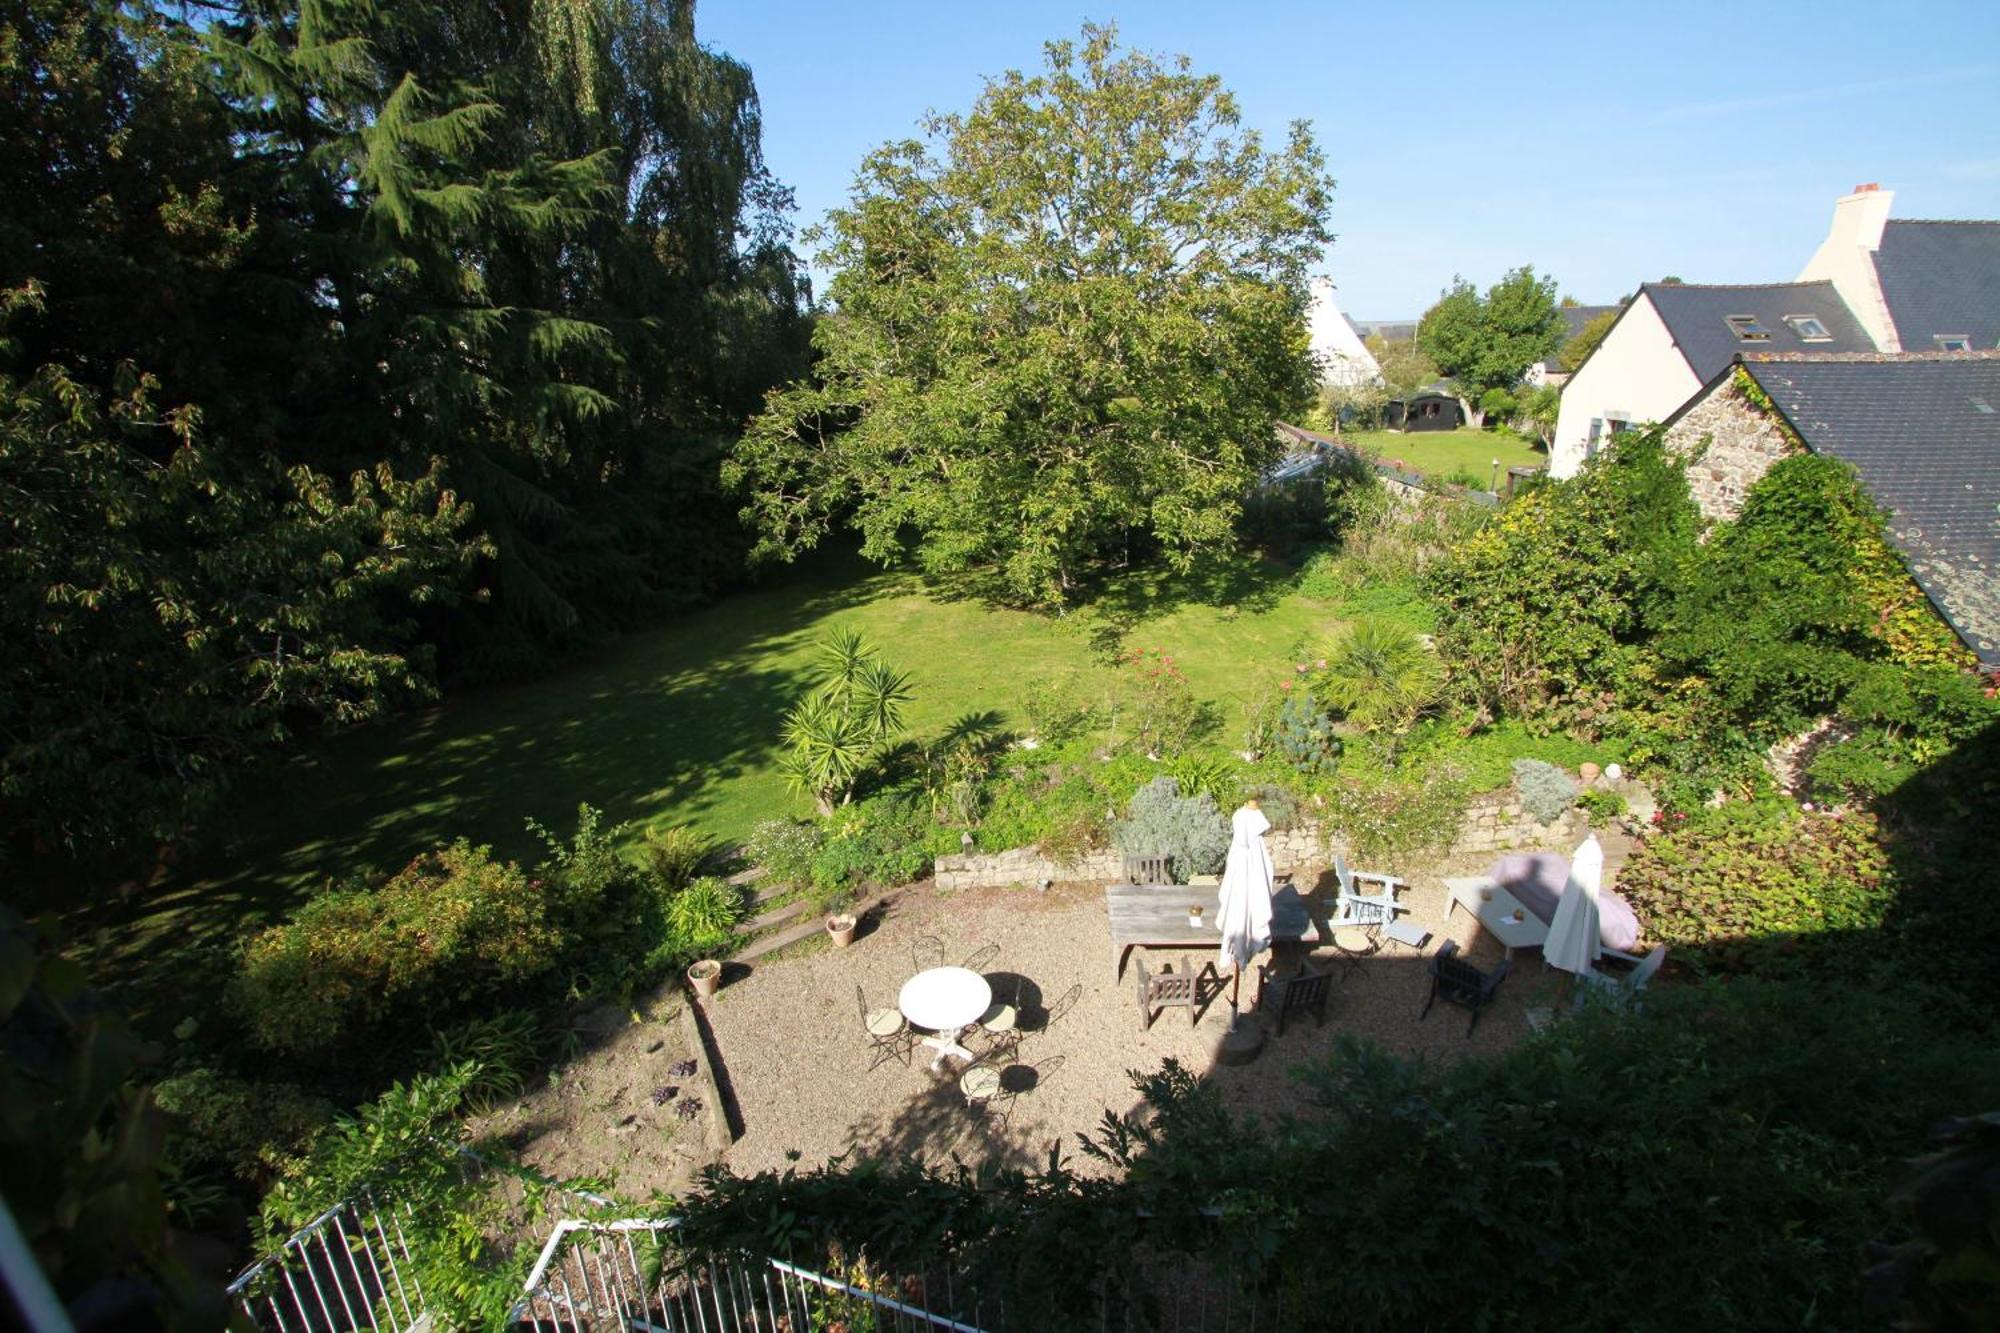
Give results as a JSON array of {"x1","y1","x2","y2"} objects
[
  {"x1": 929, "y1": 782, "x2": 1647, "y2": 891},
  {"x1": 1663, "y1": 372, "x2": 1798, "y2": 520}
]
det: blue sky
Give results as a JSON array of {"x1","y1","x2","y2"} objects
[{"x1": 698, "y1": 0, "x2": 2000, "y2": 318}]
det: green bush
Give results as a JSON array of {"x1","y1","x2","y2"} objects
[
  {"x1": 1399, "y1": 716, "x2": 1622, "y2": 791},
  {"x1": 1236, "y1": 781, "x2": 1303, "y2": 832},
  {"x1": 418, "y1": 1011, "x2": 543, "y2": 1111},
  {"x1": 664, "y1": 877, "x2": 745, "y2": 960},
  {"x1": 1511, "y1": 757, "x2": 1576, "y2": 824},
  {"x1": 1312, "y1": 616, "x2": 1445, "y2": 744},
  {"x1": 641, "y1": 825, "x2": 713, "y2": 893},
  {"x1": 1574, "y1": 788, "x2": 1627, "y2": 822},
  {"x1": 1165, "y1": 753, "x2": 1235, "y2": 803},
  {"x1": 1111, "y1": 776, "x2": 1230, "y2": 882},
  {"x1": 153, "y1": 1066, "x2": 331, "y2": 1188},
  {"x1": 1426, "y1": 428, "x2": 1696, "y2": 730},
  {"x1": 808, "y1": 795, "x2": 935, "y2": 907},
  {"x1": 1616, "y1": 802, "x2": 1897, "y2": 975},
  {"x1": 234, "y1": 841, "x2": 560, "y2": 1056},
  {"x1": 1020, "y1": 671, "x2": 1098, "y2": 746},
  {"x1": 976, "y1": 749, "x2": 1154, "y2": 855},
  {"x1": 1118, "y1": 647, "x2": 1207, "y2": 757}
]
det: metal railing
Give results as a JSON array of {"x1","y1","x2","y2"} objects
[
  {"x1": 513, "y1": 1218, "x2": 988, "y2": 1333},
  {"x1": 225, "y1": 1190, "x2": 430, "y2": 1333}
]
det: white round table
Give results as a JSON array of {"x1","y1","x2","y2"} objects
[{"x1": 897, "y1": 966, "x2": 993, "y2": 1071}]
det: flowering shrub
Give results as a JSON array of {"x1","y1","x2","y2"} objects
[
  {"x1": 1119, "y1": 647, "x2": 1205, "y2": 757},
  {"x1": 1317, "y1": 764, "x2": 1468, "y2": 862}
]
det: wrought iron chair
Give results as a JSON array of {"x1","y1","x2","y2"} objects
[
  {"x1": 1135, "y1": 956, "x2": 1214, "y2": 1031},
  {"x1": 910, "y1": 936, "x2": 945, "y2": 972},
  {"x1": 973, "y1": 973, "x2": 1021, "y2": 1061},
  {"x1": 1041, "y1": 982, "x2": 1084, "y2": 1032},
  {"x1": 1419, "y1": 940, "x2": 1512, "y2": 1036},
  {"x1": 856, "y1": 984, "x2": 913, "y2": 1071},
  {"x1": 961, "y1": 943, "x2": 1000, "y2": 973},
  {"x1": 1256, "y1": 961, "x2": 1334, "y2": 1036},
  {"x1": 978, "y1": 1052, "x2": 1066, "y2": 1130},
  {"x1": 1125, "y1": 853, "x2": 1172, "y2": 885}
]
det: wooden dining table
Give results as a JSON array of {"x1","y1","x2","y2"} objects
[{"x1": 1103, "y1": 881, "x2": 1326, "y2": 980}]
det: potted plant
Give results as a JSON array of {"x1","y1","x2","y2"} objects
[
  {"x1": 825, "y1": 912, "x2": 858, "y2": 947},
  {"x1": 687, "y1": 958, "x2": 722, "y2": 998}
]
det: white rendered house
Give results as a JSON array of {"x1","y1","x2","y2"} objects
[
  {"x1": 1552, "y1": 185, "x2": 2000, "y2": 478},
  {"x1": 1305, "y1": 277, "x2": 1383, "y2": 388},
  {"x1": 1549, "y1": 281, "x2": 1869, "y2": 477}
]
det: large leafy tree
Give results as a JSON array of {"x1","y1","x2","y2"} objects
[
  {"x1": 728, "y1": 24, "x2": 1333, "y2": 605},
  {"x1": 0, "y1": 0, "x2": 807, "y2": 864},
  {"x1": 1416, "y1": 266, "x2": 1563, "y2": 425}
]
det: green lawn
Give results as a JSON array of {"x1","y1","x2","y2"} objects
[
  {"x1": 1338, "y1": 427, "x2": 1545, "y2": 484},
  {"x1": 84, "y1": 548, "x2": 1340, "y2": 991}
]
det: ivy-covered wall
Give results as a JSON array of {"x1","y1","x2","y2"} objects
[{"x1": 1662, "y1": 371, "x2": 1799, "y2": 519}]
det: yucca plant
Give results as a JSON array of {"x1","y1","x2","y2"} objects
[{"x1": 781, "y1": 632, "x2": 915, "y2": 814}]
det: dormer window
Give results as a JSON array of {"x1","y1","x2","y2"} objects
[
  {"x1": 1935, "y1": 335, "x2": 1972, "y2": 352},
  {"x1": 1784, "y1": 315, "x2": 1831, "y2": 341},
  {"x1": 1726, "y1": 315, "x2": 1772, "y2": 342}
]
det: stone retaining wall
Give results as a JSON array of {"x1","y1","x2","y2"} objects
[{"x1": 931, "y1": 787, "x2": 1624, "y2": 891}]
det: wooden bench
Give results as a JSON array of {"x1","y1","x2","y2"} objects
[{"x1": 1104, "y1": 882, "x2": 1327, "y2": 980}]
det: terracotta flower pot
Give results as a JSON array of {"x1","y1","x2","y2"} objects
[
  {"x1": 825, "y1": 913, "x2": 857, "y2": 948},
  {"x1": 687, "y1": 959, "x2": 722, "y2": 998}
]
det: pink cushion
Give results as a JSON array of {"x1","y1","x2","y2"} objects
[{"x1": 1598, "y1": 892, "x2": 1640, "y2": 951}]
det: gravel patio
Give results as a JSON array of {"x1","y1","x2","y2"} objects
[{"x1": 699, "y1": 840, "x2": 1611, "y2": 1181}]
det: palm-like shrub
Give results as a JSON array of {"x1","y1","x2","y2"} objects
[
  {"x1": 1315, "y1": 617, "x2": 1444, "y2": 745},
  {"x1": 781, "y1": 630, "x2": 915, "y2": 814}
]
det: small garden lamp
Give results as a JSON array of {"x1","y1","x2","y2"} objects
[{"x1": 1489, "y1": 458, "x2": 1500, "y2": 492}]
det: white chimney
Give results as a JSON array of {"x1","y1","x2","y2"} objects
[
  {"x1": 1823, "y1": 183, "x2": 1894, "y2": 253},
  {"x1": 1798, "y1": 183, "x2": 1899, "y2": 351}
]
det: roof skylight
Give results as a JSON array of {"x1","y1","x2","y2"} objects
[
  {"x1": 1726, "y1": 315, "x2": 1772, "y2": 342},
  {"x1": 1783, "y1": 315, "x2": 1831, "y2": 341}
]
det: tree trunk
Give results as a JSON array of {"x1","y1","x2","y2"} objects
[{"x1": 1460, "y1": 397, "x2": 1482, "y2": 429}]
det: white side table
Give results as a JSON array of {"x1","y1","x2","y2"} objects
[{"x1": 898, "y1": 967, "x2": 993, "y2": 1071}]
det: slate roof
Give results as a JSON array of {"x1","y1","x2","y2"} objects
[
  {"x1": 1873, "y1": 220, "x2": 2000, "y2": 351},
  {"x1": 1737, "y1": 351, "x2": 2000, "y2": 668},
  {"x1": 1351, "y1": 319, "x2": 1418, "y2": 343},
  {"x1": 1646, "y1": 281, "x2": 1874, "y2": 381}
]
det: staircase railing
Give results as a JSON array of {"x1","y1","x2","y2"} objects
[{"x1": 513, "y1": 1217, "x2": 988, "y2": 1333}]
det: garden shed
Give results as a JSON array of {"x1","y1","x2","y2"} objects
[{"x1": 1386, "y1": 388, "x2": 1465, "y2": 432}]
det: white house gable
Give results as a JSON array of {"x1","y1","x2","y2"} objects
[
  {"x1": 1305, "y1": 278, "x2": 1383, "y2": 388},
  {"x1": 1550, "y1": 294, "x2": 1698, "y2": 478}
]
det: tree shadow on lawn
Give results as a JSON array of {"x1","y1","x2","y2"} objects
[
  {"x1": 920, "y1": 549, "x2": 1297, "y2": 641},
  {"x1": 67, "y1": 554, "x2": 912, "y2": 1012}
]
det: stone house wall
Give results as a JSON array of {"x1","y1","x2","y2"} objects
[
  {"x1": 930, "y1": 789, "x2": 1609, "y2": 891},
  {"x1": 1662, "y1": 373, "x2": 1797, "y2": 521}
]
